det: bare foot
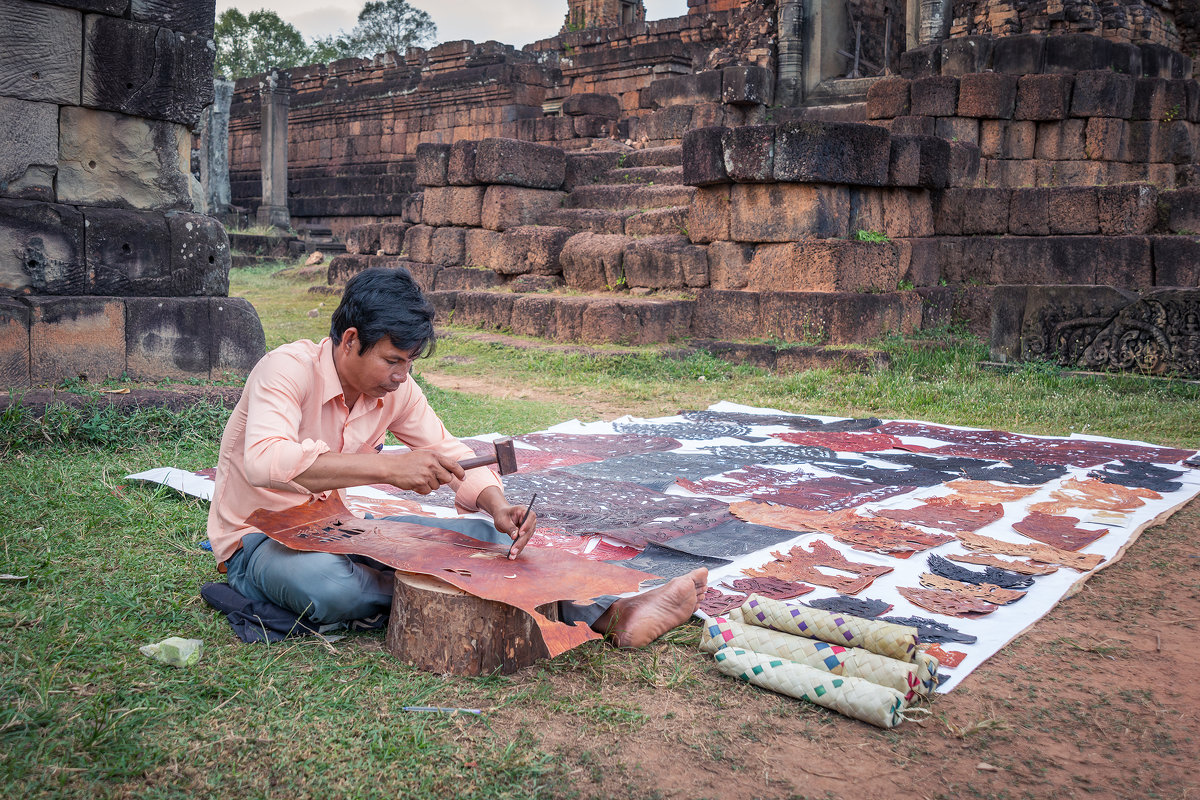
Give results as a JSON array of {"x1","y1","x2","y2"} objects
[{"x1": 592, "y1": 568, "x2": 708, "y2": 649}]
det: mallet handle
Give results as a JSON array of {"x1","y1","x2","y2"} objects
[{"x1": 458, "y1": 454, "x2": 497, "y2": 470}]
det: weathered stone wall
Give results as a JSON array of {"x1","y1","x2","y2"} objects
[
  {"x1": 563, "y1": 0, "x2": 646, "y2": 31},
  {"x1": 948, "y1": 0, "x2": 1181, "y2": 50},
  {"x1": 0, "y1": 0, "x2": 265, "y2": 388}
]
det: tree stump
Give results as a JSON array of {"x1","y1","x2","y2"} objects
[{"x1": 385, "y1": 572, "x2": 560, "y2": 675}]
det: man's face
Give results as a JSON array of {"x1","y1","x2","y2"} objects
[{"x1": 336, "y1": 328, "x2": 417, "y2": 401}]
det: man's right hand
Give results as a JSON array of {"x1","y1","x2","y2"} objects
[{"x1": 380, "y1": 450, "x2": 465, "y2": 494}]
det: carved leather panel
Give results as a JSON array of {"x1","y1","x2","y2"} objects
[
  {"x1": 918, "y1": 573, "x2": 1027, "y2": 605},
  {"x1": 1011, "y1": 511, "x2": 1110, "y2": 551},
  {"x1": 246, "y1": 496, "x2": 651, "y2": 658},
  {"x1": 874, "y1": 497, "x2": 1004, "y2": 533},
  {"x1": 731, "y1": 503, "x2": 954, "y2": 556},
  {"x1": 897, "y1": 586, "x2": 998, "y2": 618},
  {"x1": 956, "y1": 530, "x2": 1105, "y2": 571},
  {"x1": 741, "y1": 540, "x2": 894, "y2": 595},
  {"x1": 1029, "y1": 477, "x2": 1160, "y2": 516}
]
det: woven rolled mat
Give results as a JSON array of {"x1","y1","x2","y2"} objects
[
  {"x1": 743, "y1": 594, "x2": 919, "y2": 662},
  {"x1": 701, "y1": 615, "x2": 938, "y2": 700},
  {"x1": 712, "y1": 646, "x2": 907, "y2": 729}
]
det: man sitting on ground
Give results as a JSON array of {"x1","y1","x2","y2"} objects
[{"x1": 207, "y1": 267, "x2": 705, "y2": 647}]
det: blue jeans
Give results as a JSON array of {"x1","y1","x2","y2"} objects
[
  {"x1": 225, "y1": 533, "x2": 394, "y2": 624},
  {"x1": 225, "y1": 531, "x2": 612, "y2": 626}
]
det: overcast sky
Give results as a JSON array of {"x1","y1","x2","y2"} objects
[{"x1": 216, "y1": 1, "x2": 691, "y2": 49}]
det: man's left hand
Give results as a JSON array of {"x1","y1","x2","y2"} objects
[{"x1": 476, "y1": 486, "x2": 537, "y2": 560}]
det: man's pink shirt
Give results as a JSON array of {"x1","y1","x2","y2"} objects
[{"x1": 206, "y1": 338, "x2": 502, "y2": 564}]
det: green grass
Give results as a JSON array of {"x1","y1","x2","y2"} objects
[{"x1": 3, "y1": 263, "x2": 1199, "y2": 797}]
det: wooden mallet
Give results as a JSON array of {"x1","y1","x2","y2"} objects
[{"x1": 458, "y1": 437, "x2": 518, "y2": 475}]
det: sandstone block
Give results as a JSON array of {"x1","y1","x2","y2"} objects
[
  {"x1": 573, "y1": 115, "x2": 616, "y2": 138},
  {"x1": 960, "y1": 188, "x2": 1010, "y2": 234},
  {"x1": 346, "y1": 223, "x2": 382, "y2": 255},
  {"x1": 645, "y1": 72, "x2": 722, "y2": 109},
  {"x1": 402, "y1": 193, "x2": 423, "y2": 224},
  {"x1": 433, "y1": 266, "x2": 500, "y2": 291},
  {"x1": 0, "y1": 199, "x2": 85, "y2": 295},
  {"x1": 988, "y1": 158, "x2": 1039, "y2": 187},
  {"x1": 886, "y1": 116, "x2": 935, "y2": 136},
  {"x1": 729, "y1": 183, "x2": 849, "y2": 242},
  {"x1": 422, "y1": 186, "x2": 485, "y2": 227},
  {"x1": 415, "y1": 143, "x2": 451, "y2": 187},
  {"x1": 510, "y1": 294, "x2": 558, "y2": 339},
  {"x1": 1162, "y1": 187, "x2": 1200, "y2": 234},
  {"x1": 560, "y1": 232, "x2": 626, "y2": 291},
  {"x1": 380, "y1": 223, "x2": 411, "y2": 255},
  {"x1": 464, "y1": 228, "x2": 501, "y2": 269},
  {"x1": 130, "y1": 0, "x2": 215, "y2": 36},
  {"x1": 1138, "y1": 43, "x2": 1190, "y2": 79},
  {"x1": 403, "y1": 225, "x2": 435, "y2": 263},
  {"x1": 474, "y1": 139, "x2": 565, "y2": 190},
  {"x1": 899, "y1": 44, "x2": 941, "y2": 78},
  {"x1": 888, "y1": 135, "x2": 950, "y2": 189},
  {"x1": 993, "y1": 34, "x2": 1046, "y2": 75},
  {"x1": 642, "y1": 106, "x2": 695, "y2": 142},
  {"x1": 1131, "y1": 78, "x2": 1190, "y2": 122},
  {"x1": 687, "y1": 185, "x2": 730, "y2": 244},
  {"x1": 0, "y1": 0, "x2": 82, "y2": 104},
  {"x1": 58, "y1": 107, "x2": 192, "y2": 211},
  {"x1": 849, "y1": 188, "x2": 885, "y2": 236},
  {"x1": 934, "y1": 117, "x2": 980, "y2": 146},
  {"x1": 957, "y1": 73, "x2": 1017, "y2": 119},
  {"x1": 940, "y1": 36, "x2": 994, "y2": 75},
  {"x1": 722, "y1": 66, "x2": 773, "y2": 106},
  {"x1": 0, "y1": 298, "x2": 30, "y2": 389},
  {"x1": 1070, "y1": 71, "x2": 1134, "y2": 118},
  {"x1": 326, "y1": 254, "x2": 370, "y2": 285},
  {"x1": 0, "y1": 97, "x2": 59, "y2": 202},
  {"x1": 623, "y1": 235, "x2": 708, "y2": 289},
  {"x1": 396, "y1": 261, "x2": 440, "y2": 292},
  {"x1": 691, "y1": 290, "x2": 760, "y2": 339},
  {"x1": 1008, "y1": 188, "x2": 1050, "y2": 235},
  {"x1": 83, "y1": 207, "x2": 172, "y2": 296},
  {"x1": 125, "y1": 296, "x2": 211, "y2": 380},
  {"x1": 1015, "y1": 75, "x2": 1073, "y2": 121},
  {"x1": 1084, "y1": 118, "x2": 1127, "y2": 161},
  {"x1": 430, "y1": 226, "x2": 466, "y2": 266},
  {"x1": 774, "y1": 122, "x2": 890, "y2": 186},
  {"x1": 82, "y1": 15, "x2": 213, "y2": 127},
  {"x1": 866, "y1": 77, "x2": 911, "y2": 119},
  {"x1": 883, "y1": 189, "x2": 934, "y2": 238},
  {"x1": 481, "y1": 185, "x2": 566, "y2": 231},
  {"x1": 579, "y1": 299, "x2": 691, "y2": 345},
  {"x1": 562, "y1": 93, "x2": 620, "y2": 117},
  {"x1": 495, "y1": 226, "x2": 572, "y2": 275},
  {"x1": 452, "y1": 291, "x2": 513, "y2": 331},
  {"x1": 1151, "y1": 236, "x2": 1200, "y2": 285},
  {"x1": 212, "y1": 296, "x2": 266, "y2": 377},
  {"x1": 978, "y1": 120, "x2": 1035, "y2": 159},
  {"x1": 910, "y1": 76, "x2": 959, "y2": 117},
  {"x1": 565, "y1": 152, "x2": 621, "y2": 190},
  {"x1": 1046, "y1": 187, "x2": 1099, "y2": 234},
  {"x1": 899, "y1": 238, "x2": 941, "y2": 286},
  {"x1": 748, "y1": 241, "x2": 901, "y2": 293},
  {"x1": 760, "y1": 291, "x2": 920, "y2": 344},
  {"x1": 447, "y1": 140, "x2": 477, "y2": 186},
  {"x1": 552, "y1": 297, "x2": 589, "y2": 342},
  {"x1": 29, "y1": 296, "x2": 124, "y2": 383},
  {"x1": 1045, "y1": 159, "x2": 1105, "y2": 186},
  {"x1": 948, "y1": 142, "x2": 981, "y2": 186},
  {"x1": 681, "y1": 126, "x2": 729, "y2": 186},
  {"x1": 1097, "y1": 183, "x2": 1158, "y2": 235},
  {"x1": 1035, "y1": 119, "x2": 1087, "y2": 160},
  {"x1": 722, "y1": 125, "x2": 775, "y2": 182},
  {"x1": 166, "y1": 211, "x2": 229, "y2": 295},
  {"x1": 706, "y1": 241, "x2": 754, "y2": 290}
]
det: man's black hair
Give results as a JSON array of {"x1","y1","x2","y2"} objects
[{"x1": 330, "y1": 267, "x2": 437, "y2": 356}]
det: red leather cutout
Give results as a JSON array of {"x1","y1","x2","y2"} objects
[
  {"x1": 770, "y1": 430, "x2": 908, "y2": 452},
  {"x1": 875, "y1": 497, "x2": 1004, "y2": 533},
  {"x1": 246, "y1": 496, "x2": 651, "y2": 657},
  {"x1": 730, "y1": 503, "x2": 954, "y2": 555},
  {"x1": 923, "y1": 643, "x2": 966, "y2": 668},
  {"x1": 699, "y1": 587, "x2": 747, "y2": 616},
  {"x1": 723, "y1": 576, "x2": 815, "y2": 600},
  {"x1": 1011, "y1": 511, "x2": 1110, "y2": 551},
  {"x1": 742, "y1": 539, "x2": 894, "y2": 595}
]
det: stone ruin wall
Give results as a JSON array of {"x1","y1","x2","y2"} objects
[
  {"x1": 0, "y1": 0, "x2": 265, "y2": 389},
  {"x1": 949, "y1": 0, "x2": 1182, "y2": 48},
  {"x1": 226, "y1": 1, "x2": 763, "y2": 236}
]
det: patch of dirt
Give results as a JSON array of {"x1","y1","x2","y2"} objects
[
  {"x1": 418, "y1": 372, "x2": 640, "y2": 422},
  {"x1": 472, "y1": 500, "x2": 1200, "y2": 799}
]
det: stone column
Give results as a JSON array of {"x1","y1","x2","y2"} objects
[
  {"x1": 200, "y1": 79, "x2": 233, "y2": 217},
  {"x1": 256, "y1": 71, "x2": 290, "y2": 230},
  {"x1": 775, "y1": 0, "x2": 804, "y2": 106},
  {"x1": 910, "y1": 0, "x2": 951, "y2": 48}
]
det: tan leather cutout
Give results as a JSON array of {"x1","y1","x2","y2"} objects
[
  {"x1": 1029, "y1": 477, "x2": 1161, "y2": 516},
  {"x1": 246, "y1": 496, "x2": 651, "y2": 657},
  {"x1": 946, "y1": 553, "x2": 1059, "y2": 575},
  {"x1": 918, "y1": 573, "x2": 1027, "y2": 605},
  {"x1": 957, "y1": 530, "x2": 1105, "y2": 571},
  {"x1": 897, "y1": 586, "x2": 998, "y2": 618},
  {"x1": 1011, "y1": 511, "x2": 1110, "y2": 551},
  {"x1": 944, "y1": 479, "x2": 1039, "y2": 504},
  {"x1": 742, "y1": 539, "x2": 894, "y2": 595},
  {"x1": 875, "y1": 497, "x2": 1004, "y2": 533},
  {"x1": 731, "y1": 503, "x2": 953, "y2": 555}
]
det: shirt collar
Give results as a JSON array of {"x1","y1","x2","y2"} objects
[{"x1": 318, "y1": 337, "x2": 385, "y2": 412}]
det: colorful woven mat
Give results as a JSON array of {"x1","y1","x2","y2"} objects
[
  {"x1": 701, "y1": 614, "x2": 938, "y2": 700},
  {"x1": 711, "y1": 647, "x2": 907, "y2": 729},
  {"x1": 743, "y1": 595, "x2": 920, "y2": 662}
]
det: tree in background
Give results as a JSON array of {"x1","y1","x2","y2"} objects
[
  {"x1": 312, "y1": 0, "x2": 437, "y2": 61},
  {"x1": 214, "y1": 9, "x2": 314, "y2": 79}
]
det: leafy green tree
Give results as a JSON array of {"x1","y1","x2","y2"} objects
[
  {"x1": 214, "y1": 9, "x2": 314, "y2": 79},
  {"x1": 313, "y1": 1, "x2": 438, "y2": 61}
]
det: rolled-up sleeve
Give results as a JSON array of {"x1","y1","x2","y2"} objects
[
  {"x1": 387, "y1": 380, "x2": 503, "y2": 510},
  {"x1": 242, "y1": 353, "x2": 332, "y2": 493}
]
